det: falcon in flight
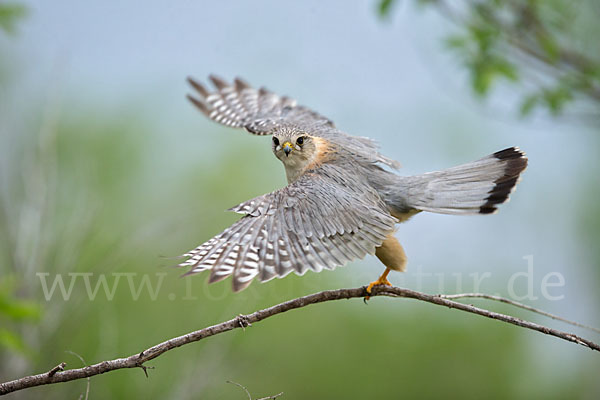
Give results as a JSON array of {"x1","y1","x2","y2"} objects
[{"x1": 179, "y1": 75, "x2": 527, "y2": 293}]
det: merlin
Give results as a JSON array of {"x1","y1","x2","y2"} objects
[{"x1": 179, "y1": 75, "x2": 527, "y2": 293}]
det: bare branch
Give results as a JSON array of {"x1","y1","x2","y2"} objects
[
  {"x1": 0, "y1": 285, "x2": 598, "y2": 396},
  {"x1": 439, "y1": 292, "x2": 600, "y2": 334}
]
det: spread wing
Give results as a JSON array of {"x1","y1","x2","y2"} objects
[
  {"x1": 179, "y1": 167, "x2": 397, "y2": 291},
  {"x1": 186, "y1": 75, "x2": 334, "y2": 135}
]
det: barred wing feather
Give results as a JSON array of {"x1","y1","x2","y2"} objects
[
  {"x1": 187, "y1": 75, "x2": 334, "y2": 135},
  {"x1": 179, "y1": 171, "x2": 397, "y2": 291}
]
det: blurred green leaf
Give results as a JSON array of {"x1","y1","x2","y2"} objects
[
  {"x1": 495, "y1": 58, "x2": 519, "y2": 81},
  {"x1": 0, "y1": 278, "x2": 41, "y2": 321},
  {"x1": 470, "y1": 56, "x2": 518, "y2": 96},
  {"x1": 378, "y1": 0, "x2": 396, "y2": 17},
  {"x1": 472, "y1": 62, "x2": 493, "y2": 96},
  {"x1": 542, "y1": 85, "x2": 573, "y2": 115},
  {"x1": 0, "y1": 295, "x2": 41, "y2": 321},
  {"x1": 537, "y1": 33, "x2": 560, "y2": 63},
  {"x1": 0, "y1": 3, "x2": 27, "y2": 34},
  {"x1": 0, "y1": 281, "x2": 39, "y2": 357},
  {"x1": 468, "y1": 24, "x2": 498, "y2": 54},
  {"x1": 520, "y1": 93, "x2": 539, "y2": 116},
  {"x1": 444, "y1": 34, "x2": 468, "y2": 49},
  {"x1": 0, "y1": 328, "x2": 26, "y2": 354}
]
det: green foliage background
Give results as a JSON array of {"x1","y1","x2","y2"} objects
[{"x1": 1, "y1": 1, "x2": 599, "y2": 399}]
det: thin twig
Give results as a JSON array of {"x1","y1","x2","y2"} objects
[
  {"x1": 227, "y1": 380, "x2": 252, "y2": 400},
  {"x1": 227, "y1": 380, "x2": 283, "y2": 400},
  {"x1": 65, "y1": 351, "x2": 90, "y2": 400},
  {"x1": 439, "y1": 292, "x2": 600, "y2": 334},
  {"x1": 257, "y1": 392, "x2": 284, "y2": 400},
  {"x1": 0, "y1": 286, "x2": 598, "y2": 396},
  {"x1": 47, "y1": 363, "x2": 66, "y2": 377}
]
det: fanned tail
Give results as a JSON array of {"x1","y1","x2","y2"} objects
[{"x1": 399, "y1": 147, "x2": 528, "y2": 215}]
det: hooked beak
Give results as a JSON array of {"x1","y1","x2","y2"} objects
[{"x1": 282, "y1": 142, "x2": 293, "y2": 157}]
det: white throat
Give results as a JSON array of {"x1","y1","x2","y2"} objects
[{"x1": 280, "y1": 151, "x2": 318, "y2": 183}]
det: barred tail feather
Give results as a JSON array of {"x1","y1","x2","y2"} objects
[{"x1": 404, "y1": 147, "x2": 528, "y2": 215}]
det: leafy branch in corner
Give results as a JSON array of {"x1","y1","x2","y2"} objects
[{"x1": 378, "y1": 0, "x2": 600, "y2": 119}]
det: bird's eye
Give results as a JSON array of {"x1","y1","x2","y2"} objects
[
  {"x1": 272, "y1": 137, "x2": 279, "y2": 146},
  {"x1": 296, "y1": 136, "x2": 305, "y2": 146}
]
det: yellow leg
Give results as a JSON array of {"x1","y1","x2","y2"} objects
[{"x1": 365, "y1": 267, "x2": 392, "y2": 300}]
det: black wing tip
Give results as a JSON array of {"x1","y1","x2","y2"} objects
[
  {"x1": 480, "y1": 147, "x2": 528, "y2": 214},
  {"x1": 479, "y1": 206, "x2": 497, "y2": 214},
  {"x1": 493, "y1": 146, "x2": 528, "y2": 166},
  {"x1": 479, "y1": 176, "x2": 520, "y2": 214},
  {"x1": 494, "y1": 146, "x2": 522, "y2": 159}
]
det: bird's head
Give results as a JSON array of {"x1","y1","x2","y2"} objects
[
  {"x1": 271, "y1": 132, "x2": 314, "y2": 159},
  {"x1": 271, "y1": 130, "x2": 320, "y2": 182}
]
